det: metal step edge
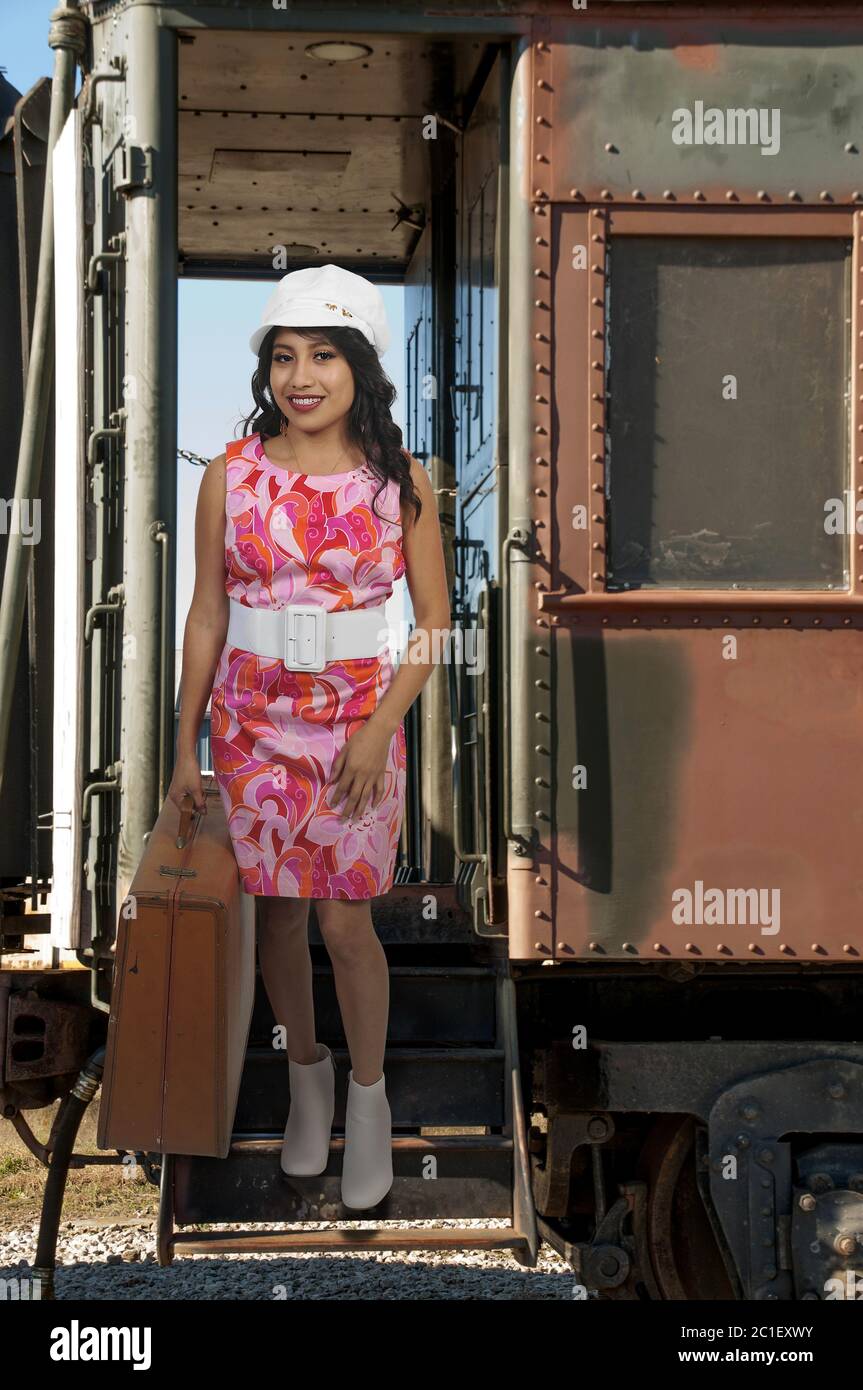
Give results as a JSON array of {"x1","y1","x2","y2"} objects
[
  {"x1": 224, "y1": 1133, "x2": 513, "y2": 1154},
  {"x1": 170, "y1": 1226, "x2": 529, "y2": 1256},
  {"x1": 243, "y1": 1046, "x2": 507, "y2": 1062}
]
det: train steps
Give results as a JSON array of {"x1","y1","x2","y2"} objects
[{"x1": 155, "y1": 964, "x2": 539, "y2": 1264}]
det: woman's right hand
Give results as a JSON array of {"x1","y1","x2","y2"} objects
[{"x1": 168, "y1": 751, "x2": 206, "y2": 815}]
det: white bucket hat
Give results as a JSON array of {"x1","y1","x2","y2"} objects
[{"x1": 250, "y1": 263, "x2": 391, "y2": 358}]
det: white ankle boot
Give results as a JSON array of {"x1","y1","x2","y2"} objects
[
  {"x1": 341, "y1": 1070, "x2": 393, "y2": 1210},
  {"x1": 280, "y1": 1043, "x2": 335, "y2": 1177}
]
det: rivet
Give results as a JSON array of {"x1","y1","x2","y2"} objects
[
  {"x1": 783, "y1": 617, "x2": 792, "y2": 625},
  {"x1": 788, "y1": 190, "x2": 800, "y2": 200},
  {"x1": 632, "y1": 189, "x2": 644, "y2": 199},
  {"x1": 693, "y1": 190, "x2": 705, "y2": 200},
  {"x1": 592, "y1": 483, "x2": 603, "y2": 492},
  {"x1": 592, "y1": 514, "x2": 603, "y2": 523},
  {"x1": 600, "y1": 189, "x2": 612, "y2": 199},
  {"x1": 653, "y1": 942, "x2": 665, "y2": 952},
  {"x1": 692, "y1": 616, "x2": 700, "y2": 624},
  {"x1": 533, "y1": 190, "x2": 546, "y2": 199},
  {"x1": 717, "y1": 944, "x2": 730, "y2": 954},
  {"x1": 592, "y1": 542, "x2": 602, "y2": 551},
  {"x1": 780, "y1": 943, "x2": 793, "y2": 954},
  {"x1": 592, "y1": 572, "x2": 603, "y2": 581},
  {"x1": 631, "y1": 616, "x2": 640, "y2": 624},
  {"x1": 621, "y1": 942, "x2": 636, "y2": 952},
  {"x1": 846, "y1": 143, "x2": 858, "y2": 153},
  {"x1": 752, "y1": 616, "x2": 761, "y2": 625},
  {"x1": 725, "y1": 189, "x2": 737, "y2": 199},
  {"x1": 588, "y1": 941, "x2": 601, "y2": 951},
  {"x1": 604, "y1": 143, "x2": 617, "y2": 153},
  {"x1": 844, "y1": 943, "x2": 854, "y2": 953},
  {"x1": 813, "y1": 617, "x2": 822, "y2": 626},
  {"x1": 757, "y1": 190, "x2": 768, "y2": 200},
  {"x1": 662, "y1": 189, "x2": 674, "y2": 200},
  {"x1": 661, "y1": 615, "x2": 670, "y2": 624},
  {"x1": 820, "y1": 191, "x2": 832, "y2": 201},
  {"x1": 811, "y1": 943, "x2": 824, "y2": 953},
  {"x1": 601, "y1": 616, "x2": 609, "y2": 624},
  {"x1": 570, "y1": 188, "x2": 583, "y2": 199},
  {"x1": 591, "y1": 453, "x2": 603, "y2": 462},
  {"x1": 844, "y1": 617, "x2": 852, "y2": 625},
  {"x1": 722, "y1": 616, "x2": 731, "y2": 625}
]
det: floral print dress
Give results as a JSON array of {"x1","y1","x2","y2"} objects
[{"x1": 209, "y1": 431, "x2": 407, "y2": 898}]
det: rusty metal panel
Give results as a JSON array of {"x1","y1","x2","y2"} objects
[
  {"x1": 553, "y1": 623, "x2": 863, "y2": 964},
  {"x1": 606, "y1": 234, "x2": 850, "y2": 589},
  {"x1": 547, "y1": 191, "x2": 863, "y2": 965},
  {"x1": 546, "y1": 17, "x2": 863, "y2": 206}
]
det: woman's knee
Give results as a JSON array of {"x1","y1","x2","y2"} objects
[
  {"x1": 315, "y1": 901, "x2": 376, "y2": 959},
  {"x1": 258, "y1": 897, "x2": 311, "y2": 933}
]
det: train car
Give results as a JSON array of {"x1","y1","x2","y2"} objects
[{"x1": 2, "y1": 0, "x2": 863, "y2": 1302}]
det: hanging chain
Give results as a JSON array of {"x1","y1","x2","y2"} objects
[{"x1": 177, "y1": 447, "x2": 212, "y2": 468}]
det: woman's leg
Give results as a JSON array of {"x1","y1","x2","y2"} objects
[
  {"x1": 314, "y1": 900, "x2": 389, "y2": 1085},
  {"x1": 256, "y1": 896, "x2": 318, "y2": 1064}
]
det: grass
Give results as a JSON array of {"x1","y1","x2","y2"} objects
[{"x1": 0, "y1": 1096, "x2": 160, "y2": 1230}]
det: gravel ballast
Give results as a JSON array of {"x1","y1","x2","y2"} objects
[{"x1": 1, "y1": 1219, "x2": 575, "y2": 1299}]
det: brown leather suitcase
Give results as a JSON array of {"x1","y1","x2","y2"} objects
[{"x1": 97, "y1": 777, "x2": 256, "y2": 1158}]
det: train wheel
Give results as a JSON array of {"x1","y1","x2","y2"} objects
[{"x1": 639, "y1": 1115, "x2": 737, "y2": 1300}]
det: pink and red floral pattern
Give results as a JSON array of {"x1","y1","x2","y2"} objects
[{"x1": 209, "y1": 432, "x2": 407, "y2": 898}]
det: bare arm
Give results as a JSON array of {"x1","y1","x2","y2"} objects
[
  {"x1": 175, "y1": 453, "x2": 229, "y2": 759},
  {"x1": 372, "y1": 452, "x2": 451, "y2": 738}
]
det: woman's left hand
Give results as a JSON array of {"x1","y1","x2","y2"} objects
[{"x1": 330, "y1": 721, "x2": 392, "y2": 821}]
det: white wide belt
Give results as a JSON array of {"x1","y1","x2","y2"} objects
[{"x1": 227, "y1": 598, "x2": 390, "y2": 672}]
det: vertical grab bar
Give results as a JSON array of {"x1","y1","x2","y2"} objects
[
  {"x1": 150, "y1": 521, "x2": 169, "y2": 806},
  {"x1": 501, "y1": 525, "x2": 531, "y2": 844}
]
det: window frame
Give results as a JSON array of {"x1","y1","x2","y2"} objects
[{"x1": 544, "y1": 204, "x2": 863, "y2": 615}]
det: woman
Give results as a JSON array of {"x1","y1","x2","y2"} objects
[{"x1": 169, "y1": 264, "x2": 450, "y2": 1211}]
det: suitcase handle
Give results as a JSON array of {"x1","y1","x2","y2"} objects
[{"x1": 176, "y1": 791, "x2": 205, "y2": 850}]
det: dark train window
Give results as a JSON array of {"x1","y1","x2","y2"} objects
[{"x1": 605, "y1": 236, "x2": 851, "y2": 589}]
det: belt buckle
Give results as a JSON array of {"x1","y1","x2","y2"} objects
[{"x1": 283, "y1": 604, "x2": 327, "y2": 672}]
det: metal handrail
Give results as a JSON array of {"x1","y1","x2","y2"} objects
[
  {"x1": 150, "y1": 522, "x2": 170, "y2": 806},
  {"x1": 501, "y1": 525, "x2": 531, "y2": 844}
]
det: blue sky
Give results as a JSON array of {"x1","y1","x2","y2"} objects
[{"x1": 3, "y1": 4, "x2": 407, "y2": 647}]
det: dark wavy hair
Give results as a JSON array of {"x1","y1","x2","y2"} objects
[{"x1": 237, "y1": 324, "x2": 422, "y2": 528}]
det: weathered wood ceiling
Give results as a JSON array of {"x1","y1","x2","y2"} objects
[{"x1": 177, "y1": 29, "x2": 467, "y2": 271}]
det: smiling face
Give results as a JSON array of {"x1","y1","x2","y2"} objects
[{"x1": 269, "y1": 329, "x2": 356, "y2": 435}]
